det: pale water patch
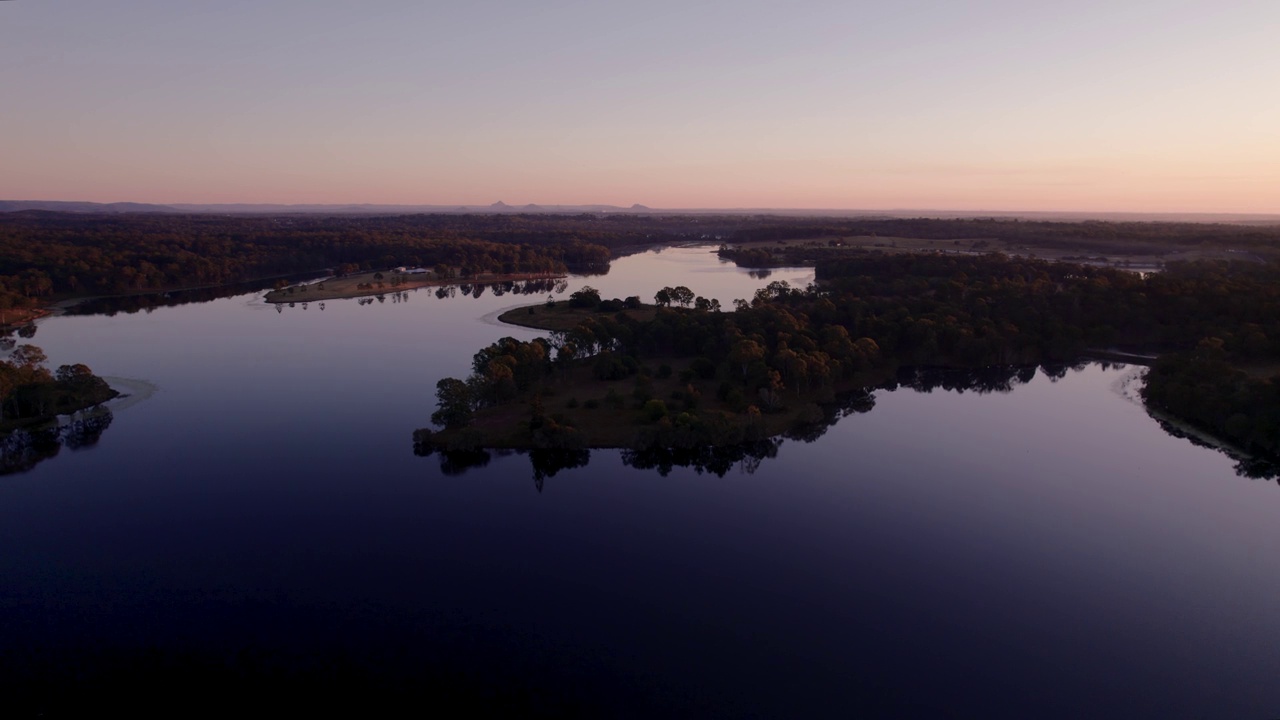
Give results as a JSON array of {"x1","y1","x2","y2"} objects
[
  {"x1": 1110, "y1": 364, "x2": 1148, "y2": 406},
  {"x1": 1110, "y1": 363, "x2": 1266, "y2": 466},
  {"x1": 101, "y1": 376, "x2": 158, "y2": 412}
]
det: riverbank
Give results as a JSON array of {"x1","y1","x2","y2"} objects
[
  {"x1": 418, "y1": 356, "x2": 893, "y2": 451},
  {"x1": 264, "y1": 271, "x2": 566, "y2": 303},
  {"x1": 0, "y1": 306, "x2": 54, "y2": 332},
  {"x1": 14, "y1": 269, "x2": 333, "y2": 328},
  {"x1": 0, "y1": 382, "x2": 119, "y2": 436}
]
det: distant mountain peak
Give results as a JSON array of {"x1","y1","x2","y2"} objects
[
  {"x1": 490, "y1": 201, "x2": 509, "y2": 209},
  {"x1": 631, "y1": 203, "x2": 651, "y2": 211}
]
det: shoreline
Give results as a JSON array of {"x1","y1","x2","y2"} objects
[
  {"x1": 12, "y1": 270, "x2": 334, "y2": 330},
  {"x1": 264, "y1": 271, "x2": 566, "y2": 303}
]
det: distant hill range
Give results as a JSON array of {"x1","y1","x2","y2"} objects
[
  {"x1": 1, "y1": 199, "x2": 1276, "y2": 224},
  {"x1": 0, "y1": 199, "x2": 659, "y2": 215}
]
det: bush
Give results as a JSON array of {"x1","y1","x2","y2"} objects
[
  {"x1": 690, "y1": 357, "x2": 717, "y2": 380},
  {"x1": 643, "y1": 399, "x2": 668, "y2": 422},
  {"x1": 594, "y1": 355, "x2": 629, "y2": 381},
  {"x1": 568, "y1": 286, "x2": 601, "y2": 308},
  {"x1": 632, "y1": 376, "x2": 654, "y2": 403}
]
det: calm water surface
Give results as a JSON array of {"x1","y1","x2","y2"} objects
[{"x1": 3, "y1": 247, "x2": 1278, "y2": 717}]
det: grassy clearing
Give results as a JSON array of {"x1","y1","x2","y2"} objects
[{"x1": 497, "y1": 301, "x2": 660, "y2": 332}]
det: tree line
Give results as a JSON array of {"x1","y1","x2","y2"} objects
[{"x1": 0, "y1": 212, "x2": 622, "y2": 311}]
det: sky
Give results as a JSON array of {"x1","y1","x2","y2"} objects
[{"x1": 2, "y1": 0, "x2": 1278, "y2": 212}]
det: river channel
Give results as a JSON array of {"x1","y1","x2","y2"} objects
[{"x1": 3, "y1": 246, "x2": 1277, "y2": 717}]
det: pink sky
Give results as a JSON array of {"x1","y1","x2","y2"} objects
[{"x1": 3, "y1": 1, "x2": 1277, "y2": 213}]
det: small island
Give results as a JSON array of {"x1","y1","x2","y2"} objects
[
  {"x1": 420, "y1": 303, "x2": 887, "y2": 452},
  {"x1": 416, "y1": 254, "x2": 1280, "y2": 474}
]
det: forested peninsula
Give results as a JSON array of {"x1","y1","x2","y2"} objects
[
  {"x1": 417, "y1": 254, "x2": 1280, "y2": 472},
  {"x1": 0, "y1": 342, "x2": 116, "y2": 431}
]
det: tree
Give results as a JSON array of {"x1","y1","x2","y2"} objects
[
  {"x1": 431, "y1": 378, "x2": 474, "y2": 429},
  {"x1": 729, "y1": 339, "x2": 765, "y2": 378},
  {"x1": 568, "y1": 286, "x2": 601, "y2": 308},
  {"x1": 56, "y1": 363, "x2": 94, "y2": 385},
  {"x1": 12, "y1": 344, "x2": 47, "y2": 369}
]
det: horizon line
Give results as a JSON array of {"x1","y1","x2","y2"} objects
[{"x1": 3, "y1": 198, "x2": 1279, "y2": 220}]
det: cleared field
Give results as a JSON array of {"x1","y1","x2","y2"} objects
[{"x1": 497, "y1": 301, "x2": 660, "y2": 332}]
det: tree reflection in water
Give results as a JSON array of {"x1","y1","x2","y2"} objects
[
  {"x1": 66, "y1": 272, "x2": 328, "y2": 317},
  {"x1": 622, "y1": 439, "x2": 781, "y2": 478},
  {"x1": 412, "y1": 363, "x2": 1280, "y2": 486},
  {"x1": 1149, "y1": 417, "x2": 1279, "y2": 481},
  {"x1": 529, "y1": 448, "x2": 591, "y2": 492},
  {"x1": 0, "y1": 408, "x2": 113, "y2": 475},
  {"x1": 887, "y1": 363, "x2": 1059, "y2": 395}
]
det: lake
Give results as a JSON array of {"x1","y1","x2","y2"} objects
[{"x1": 3, "y1": 246, "x2": 1278, "y2": 718}]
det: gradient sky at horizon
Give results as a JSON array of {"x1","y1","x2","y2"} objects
[{"x1": 2, "y1": 1, "x2": 1278, "y2": 212}]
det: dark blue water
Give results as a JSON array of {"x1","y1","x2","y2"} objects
[{"x1": 3, "y1": 248, "x2": 1278, "y2": 717}]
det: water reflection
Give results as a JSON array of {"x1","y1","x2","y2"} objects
[
  {"x1": 268, "y1": 278, "x2": 567, "y2": 310},
  {"x1": 1149, "y1": 416, "x2": 1279, "y2": 481},
  {"x1": 621, "y1": 439, "x2": 781, "y2": 478},
  {"x1": 409, "y1": 384, "x2": 875, "y2": 486},
  {"x1": 0, "y1": 407, "x2": 113, "y2": 475},
  {"x1": 412, "y1": 362, "x2": 1280, "y2": 487},
  {"x1": 888, "y1": 363, "x2": 1059, "y2": 395},
  {"x1": 529, "y1": 447, "x2": 591, "y2": 492},
  {"x1": 894, "y1": 363, "x2": 1280, "y2": 483},
  {"x1": 64, "y1": 272, "x2": 329, "y2": 317},
  {"x1": 439, "y1": 448, "x2": 492, "y2": 476},
  {"x1": 68, "y1": 274, "x2": 571, "y2": 319}
]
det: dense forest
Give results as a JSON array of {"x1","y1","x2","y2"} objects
[
  {"x1": 7, "y1": 211, "x2": 1280, "y2": 316},
  {"x1": 421, "y1": 253, "x2": 1280, "y2": 472},
  {"x1": 0, "y1": 212, "x2": 635, "y2": 311},
  {"x1": 723, "y1": 217, "x2": 1280, "y2": 255}
]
